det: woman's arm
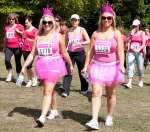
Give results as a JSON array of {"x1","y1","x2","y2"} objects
[
  {"x1": 21, "y1": 38, "x2": 37, "y2": 74},
  {"x1": 116, "y1": 30, "x2": 125, "y2": 73},
  {"x1": 138, "y1": 31, "x2": 146, "y2": 52},
  {"x1": 59, "y1": 34, "x2": 74, "y2": 75},
  {"x1": 81, "y1": 27, "x2": 90, "y2": 45},
  {"x1": 83, "y1": 32, "x2": 95, "y2": 70}
]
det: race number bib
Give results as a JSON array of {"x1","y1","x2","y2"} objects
[
  {"x1": 95, "y1": 40, "x2": 111, "y2": 54},
  {"x1": 130, "y1": 42, "x2": 140, "y2": 50},
  {"x1": 69, "y1": 39, "x2": 82, "y2": 50},
  {"x1": 38, "y1": 47, "x2": 52, "y2": 56},
  {"x1": 6, "y1": 31, "x2": 15, "y2": 39}
]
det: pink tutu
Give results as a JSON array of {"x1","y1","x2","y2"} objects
[
  {"x1": 35, "y1": 56, "x2": 67, "y2": 83},
  {"x1": 88, "y1": 60, "x2": 124, "y2": 87}
]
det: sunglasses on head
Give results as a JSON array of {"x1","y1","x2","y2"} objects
[
  {"x1": 42, "y1": 21, "x2": 53, "y2": 25},
  {"x1": 101, "y1": 16, "x2": 112, "y2": 20}
]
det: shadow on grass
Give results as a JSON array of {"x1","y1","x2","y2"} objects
[
  {"x1": 7, "y1": 107, "x2": 40, "y2": 120},
  {"x1": 144, "y1": 82, "x2": 150, "y2": 86},
  {"x1": 61, "y1": 110, "x2": 105, "y2": 126}
]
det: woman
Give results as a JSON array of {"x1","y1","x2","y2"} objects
[
  {"x1": 62, "y1": 14, "x2": 90, "y2": 97},
  {"x1": 82, "y1": 3, "x2": 125, "y2": 129},
  {"x1": 125, "y1": 19, "x2": 145, "y2": 88},
  {"x1": 21, "y1": 16, "x2": 38, "y2": 87},
  {"x1": 21, "y1": 8, "x2": 73, "y2": 127},
  {"x1": 144, "y1": 28, "x2": 150, "y2": 68},
  {"x1": 4, "y1": 13, "x2": 24, "y2": 82}
]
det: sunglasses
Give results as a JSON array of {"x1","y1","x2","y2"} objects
[
  {"x1": 9, "y1": 18, "x2": 15, "y2": 21},
  {"x1": 101, "y1": 16, "x2": 113, "y2": 21},
  {"x1": 42, "y1": 21, "x2": 53, "y2": 25}
]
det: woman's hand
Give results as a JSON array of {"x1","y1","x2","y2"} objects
[
  {"x1": 20, "y1": 67, "x2": 26, "y2": 75},
  {"x1": 120, "y1": 65, "x2": 126, "y2": 74},
  {"x1": 70, "y1": 66, "x2": 74, "y2": 75}
]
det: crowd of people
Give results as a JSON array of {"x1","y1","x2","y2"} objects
[{"x1": 2, "y1": 2, "x2": 150, "y2": 130}]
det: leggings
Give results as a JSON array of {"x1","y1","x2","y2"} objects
[
  {"x1": 5, "y1": 47, "x2": 22, "y2": 74},
  {"x1": 63, "y1": 50, "x2": 88, "y2": 95}
]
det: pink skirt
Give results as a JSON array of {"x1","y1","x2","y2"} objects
[
  {"x1": 88, "y1": 60, "x2": 124, "y2": 87},
  {"x1": 35, "y1": 56, "x2": 67, "y2": 84}
]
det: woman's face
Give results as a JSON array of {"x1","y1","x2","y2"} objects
[
  {"x1": 42, "y1": 16, "x2": 54, "y2": 32},
  {"x1": 8, "y1": 17, "x2": 16, "y2": 25},
  {"x1": 101, "y1": 12, "x2": 113, "y2": 28},
  {"x1": 71, "y1": 18, "x2": 79, "y2": 28},
  {"x1": 132, "y1": 25, "x2": 139, "y2": 32},
  {"x1": 25, "y1": 19, "x2": 32, "y2": 28}
]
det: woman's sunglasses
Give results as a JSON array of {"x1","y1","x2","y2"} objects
[
  {"x1": 101, "y1": 16, "x2": 113, "y2": 21},
  {"x1": 42, "y1": 21, "x2": 53, "y2": 25},
  {"x1": 9, "y1": 18, "x2": 15, "y2": 21}
]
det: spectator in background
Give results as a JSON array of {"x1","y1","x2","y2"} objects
[{"x1": 3, "y1": 13, "x2": 24, "y2": 82}]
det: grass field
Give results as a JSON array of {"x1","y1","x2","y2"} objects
[{"x1": 0, "y1": 52, "x2": 150, "y2": 132}]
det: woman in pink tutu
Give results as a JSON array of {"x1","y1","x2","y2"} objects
[
  {"x1": 21, "y1": 8, "x2": 73, "y2": 127},
  {"x1": 82, "y1": 3, "x2": 125, "y2": 130}
]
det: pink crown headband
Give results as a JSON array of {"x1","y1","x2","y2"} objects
[
  {"x1": 42, "y1": 7, "x2": 53, "y2": 16},
  {"x1": 100, "y1": 3, "x2": 116, "y2": 16}
]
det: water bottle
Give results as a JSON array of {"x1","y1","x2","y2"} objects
[
  {"x1": 81, "y1": 70, "x2": 88, "y2": 82},
  {"x1": 16, "y1": 74, "x2": 24, "y2": 86}
]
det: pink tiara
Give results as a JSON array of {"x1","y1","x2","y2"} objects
[
  {"x1": 42, "y1": 7, "x2": 53, "y2": 16},
  {"x1": 100, "y1": 3, "x2": 115, "y2": 16}
]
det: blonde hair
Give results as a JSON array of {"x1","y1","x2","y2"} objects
[
  {"x1": 98, "y1": 14, "x2": 116, "y2": 31},
  {"x1": 38, "y1": 15, "x2": 56, "y2": 36}
]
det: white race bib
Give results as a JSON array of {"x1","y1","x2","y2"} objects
[
  {"x1": 6, "y1": 31, "x2": 15, "y2": 39},
  {"x1": 38, "y1": 47, "x2": 52, "y2": 56},
  {"x1": 130, "y1": 42, "x2": 140, "y2": 50}
]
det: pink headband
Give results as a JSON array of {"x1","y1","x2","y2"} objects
[
  {"x1": 42, "y1": 7, "x2": 53, "y2": 16},
  {"x1": 100, "y1": 3, "x2": 116, "y2": 16}
]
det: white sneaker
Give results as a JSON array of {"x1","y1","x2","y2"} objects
[
  {"x1": 47, "y1": 110, "x2": 59, "y2": 120},
  {"x1": 61, "y1": 93, "x2": 68, "y2": 97},
  {"x1": 36, "y1": 115, "x2": 46, "y2": 127},
  {"x1": 6, "y1": 74, "x2": 12, "y2": 82},
  {"x1": 85, "y1": 119, "x2": 99, "y2": 130},
  {"x1": 81, "y1": 90, "x2": 88, "y2": 94},
  {"x1": 26, "y1": 80, "x2": 32, "y2": 87},
  {"x1": 32, "y1": 78, "x2": 38, "y2": 87},
  {"x1": 125, "y1": 83, "x2": 132, "y2": 89},
  {"x1": 138, "y1": 81, "x2": 143, "y2": 88},
  {"x1": 105, "y1": 116, "x2": 113, "y2": 127}
]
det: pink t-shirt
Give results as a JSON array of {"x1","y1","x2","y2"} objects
[
  {"x1": 93, "y1": 33, "x2": 118, "y2": 63},
  {"x1": 36, "y1": 32, "x2": 60, "y2": 57},
  {"x1": 4, "y1": 24, "x2": 24, "y2": 48},
  {"x1": 67, "y1": 27, "x2": 84, "y2": 52},
  {"x1": 146, "y1": 33, "x2": 150, "y2": 47},
  {"x1": 21, "y1": 27, "x2": 38, "y2": 51}
]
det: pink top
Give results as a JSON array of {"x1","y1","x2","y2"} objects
[
  {"x1": 93, "y1": 33, "x2": 118, "y2": 63},
  {"x1": 146, "y1": 33, "x2": 150, "y2": 47},
  {"x1": 21, "y1": 27, "x2": 38, "y2": 51},
  {"x1": 36, "y1": 32, "x2": 60, "y2": 57},
  {"x1": 67, "y1": 27, "x2": 84, "y2": 52},
  {"x1": 129, "y1": 32, "x2": 143, "y2": 52},
  {"x1": 4, "y1": 24, "x2": 24, "y2": 48}
]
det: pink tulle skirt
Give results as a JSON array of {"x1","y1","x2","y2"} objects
[
  {"x1": 88, "y1": 60, "x2": 124, "y2": 87},
  {"x1": 35, "y1": 56, "x2": 67, "y2": 84}
]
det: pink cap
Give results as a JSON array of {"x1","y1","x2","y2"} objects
[
  {"x1": 100, "y1": 3, "x2": 115, "y2": 16},
  {"x1": 42, "y1": 7, "x2": 53, "y2": 16}
]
